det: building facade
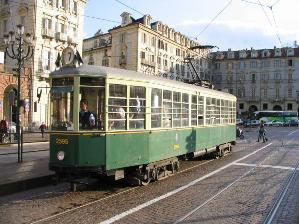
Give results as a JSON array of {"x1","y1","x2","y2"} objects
[
  {"x1": 83, "y1": 12, "x2": 211, "y2": 81},
  {"x1": 0, "y1": 0, "x2": 86, "y2": 129},
  {"x1": 210, "y1": 46, "x2": 299, "y2": 118}
]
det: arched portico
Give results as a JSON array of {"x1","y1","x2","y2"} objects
[{"x1": 273, "y1": 105, "x2": 282, "y2": 111}]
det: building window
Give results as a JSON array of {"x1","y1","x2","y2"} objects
[
  {"x1": 250, "y1": 61, "x2": 257, "y2": 68},
  {"x1": 142, "y1": 33, "x2": 146, "y2": 44},
  {"x1": 157, "y1": 57, "x2": 161, "y2": 65},
  {"x1": 274, "y1": 60, "x2": 282, "y2": 67},
  {"x1": 43, "y1": 50, "x2": 51, "y2": 71},
  {"x1": 287, "y1": 103, "x2": 293, "y2": 110},
  {"x1": 288, "y1": 59, "x2": 293, "y2": 67},
  {"x1": 3, "y1": 19, "x2": 8, "y2": 33},
  {"x1": 151, "y1": 37, "x2": 155, "y2": 47},
  {"x1": 252, "y1": 87, "x2": 255, "y2": 97},
  {"x1": 20, "y1": 16, "x2": 25, "y2": 26},
  {"x1": 42, "y1": 18, "x2": 52, "y2": 29},
  {"x1": 140, "y1": 51, "x2": 146, "y2": 59},
  {"x1": 288, "y1": 72, "x2": 293, "y2": 80},
  {"x1": 251, "y1": 74, "x2": 256, "y2": 83},
  {"x1": 227, "y1": 62, "x2": 233, "y2": 70},
  {"x1": 239, "y1": 61, "x2": 246, "y2": 70},
  {"x1": 239, "y1": 103, "x2": 244, "y2": 110},
  {"x1": 73, "y1": 1, "x2": 78, "y2": 14},
  {"x1": 263, "y1": 103, "x2": 268, "y2": 110},
  {"x1": 263, "y1": 88, "x2": 267, "y2": 97},
  {"x1": 120, "y1": 33, "x2": 125, "y2": 43},
  {"x1": 274, "y1": 73, "x2": 281, "y2": 80},
  {"x1": 288, "y1": 87, "x2": 292, "y2": 97},
  {"x1": 275, "y1": 88, "x2": 280, "y2": 98},
  {"x1": 261, "y1": 60, "x2": 270, "y2": 68},
  {"x1": 214, "y1": 63, "x2": 220, "y2": 70}
]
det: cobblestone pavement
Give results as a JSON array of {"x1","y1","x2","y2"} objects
[{"x1": 0, "y1": 127, "x2": 298, "y2": 224}]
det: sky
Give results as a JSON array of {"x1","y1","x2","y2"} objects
[{"x1": 84, "y1": 0, "x2": 299, "y2": 51}]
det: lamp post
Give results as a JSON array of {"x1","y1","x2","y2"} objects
[{"x1": 3, "y1": 24, "x2": 34, "y2": 163}]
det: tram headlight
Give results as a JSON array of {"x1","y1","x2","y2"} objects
[{"x1": 57, "y1": 151, "x2": 65, "y2": 161}]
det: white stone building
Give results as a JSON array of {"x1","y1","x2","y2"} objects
[
  {"x1": 83, "y1": 12, "x2": 211, "y2": 82},
  {"x1": 210, "y1": 46, "x2": 299, "y2": 118},
  {"x1": 0, "y1": 0, "x2": 86, "y2": 128}
]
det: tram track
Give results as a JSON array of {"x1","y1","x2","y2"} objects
[
  {"x1": 173, "y1": 143, "x2": 278, "y2": 224},
  {"x1": 28, "y1": 157, "x2": 215, "y2": 224}
]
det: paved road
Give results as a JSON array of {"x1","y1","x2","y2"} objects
[
  {"x1": 0, "y1": 127, "x2": 298, "y2": 224},
  {"x1": 0, "y1": 142, "x2": 49, "y2": 164}
]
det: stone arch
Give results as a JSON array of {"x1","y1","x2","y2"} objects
[
  {"x1": 249, "y1": 105, "x2": 258, "y2": 113},
  {"x1": 273, "y1": 105, "x2": 282, "y2": 111},
  {"x1": 248, "y1": 105, "x2": 258, "y2": 120},
  {"x1": 3, "y1": 85, "x2": 18, "y2": 122}
]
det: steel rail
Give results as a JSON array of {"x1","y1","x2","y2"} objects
[
  {"x1": 29, "y1": 158, "x2": 214, "y2": 224},
  {"x1": 263, "y1": 160, "x2": 299, "y2": 224},
  {"x1": 174, "y1": 144, "x2": 278, "y2": 224}
]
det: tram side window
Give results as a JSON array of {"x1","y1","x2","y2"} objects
[
  {"x1": 173, "y1": 92, "x2": 181, "y2": 127},
  {"x1": 206, "y1": 97, "x2": 211, "y2": 125},
  {"x1": 151, "y1": 88, "x2": 162, "y2": 128},
  {"x1": 163, "y1": 90, "x2": 172, "y2": 128},
  {"x1": 182, "y1": 93, "x2": 189, "y2": 127},
  {"x1": 108, "y1": 84, "x2": 127, "y2": 130},
  {"x1": 215, "y1": 99, "x2": 221, "y2": 124},
  {"x1": 198, "y1": 96, "x2": 204, "y2": 125},
  {"x1": 129, "y1": 86, "x2": 145, "y2": 129},
  {"x1": 222, "y1": 100, "x2": 229, "y2": 124},
  {"x1": 232, "y1": 101, "x2": 236, "y2": 123},
  {"x1": 191, "y1": 95, "x2": 197, "y2": 126}
]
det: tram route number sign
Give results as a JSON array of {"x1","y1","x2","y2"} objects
[{"x1": 56, "y1": 138, "x2": 69, "y2": 145}]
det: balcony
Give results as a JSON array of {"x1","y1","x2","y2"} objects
[
  {"x1": 55, "y1": 32, "x2": 67, "y2": 42},
  {"x1": 141, "y1": 58, "x2": 155, "y2": 67},
  {"x1": 271, "y1": 98, "x2": 284, "y2": 103},
  {"x1": 42, "y1": 28, "x2": 55, "y2": 39},
  {"x1": 67, "y1": 36, "x2": 79, "y2": 45},
  {"x1": 245, "y1": 96, "x2": 260, "y2": 102}
]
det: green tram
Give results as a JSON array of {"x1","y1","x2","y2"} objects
[{"x1": 49, "y1": 65, "x2": 236, "y2": 187}]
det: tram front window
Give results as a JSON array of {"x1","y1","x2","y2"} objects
[
  {"x1": 80, "y1": 77, "x2": 105, "y2": 131},
  {"x1": 51, "y1": 87, "x2": 74, "y2": 131}
]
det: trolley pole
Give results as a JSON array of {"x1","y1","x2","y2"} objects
[{"x1": 3, "y1": 24, "x2": 34, "y2": 163}]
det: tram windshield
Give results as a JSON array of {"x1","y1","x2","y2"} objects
[{"x1": 51, "y1": 77, "x2": 74, "y2": 131}]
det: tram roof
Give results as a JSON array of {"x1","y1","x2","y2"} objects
[{"x1": 50, "y1": 65, "x2": 236, "y2": 99}]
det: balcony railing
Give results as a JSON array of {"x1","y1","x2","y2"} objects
[
  {"x1": 141, "y1": 58, "x2": 155, "y2": 67},
  {"x1": 55, "y1": 32, "x2": 67, "y2": 42},
  {"x1": 42, "y1": 28, "x2": 55, "y2": 38}
]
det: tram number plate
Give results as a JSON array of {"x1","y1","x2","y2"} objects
[{"x1": 56, "y1": 138, "x2": 69, "y2": 145}]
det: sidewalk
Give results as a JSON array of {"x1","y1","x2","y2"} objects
[{"x1": 0, "y1": 132, "x2": 54, "y2": 196}]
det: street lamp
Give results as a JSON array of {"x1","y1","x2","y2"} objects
[{"x1": 3, "y1": 24, "x2": 34, "y2": 163}]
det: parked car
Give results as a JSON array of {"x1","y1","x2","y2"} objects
[
  {"x1": 284, "y1": 120, "x2": 299, "y2": 127},
  {"x1": 7, "y1": 121, "x2": 16, "y2": 133},
  {"x1": 244, "y1": 120, "x2": 260, "y2": 127},
  {"x1": 236, "y1": 118, "x2": 243, "y2": 125},
  {"x1": 271, "y1": 120, "x2": 284, "y2": 127}
]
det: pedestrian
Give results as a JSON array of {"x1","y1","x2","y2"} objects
[
  {"x1": 79, "y1": 99, "x2": 96, "y2": 129},
  {"x1": 39, "y1": 122, "x2": 47, "y2": 138},
  {"x1": 257, "y1": 120, "x2": 267, "y2": 143},
  {"x1": 0, "y1": 118, "x2": 8, "y2": 143}
]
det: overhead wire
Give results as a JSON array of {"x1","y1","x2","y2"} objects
[
  {"x1": 113, "y1": 0, "x2": 146, "y2": 17},
  {"x1": 256, "y1": 0, "x2": 282, "y2": 47},
  {"x1": 195, "y1": 0, "x2": 233, "y2": 40}
]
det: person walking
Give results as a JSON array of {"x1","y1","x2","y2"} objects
[
  {"x1": 257, "y1": 120, "x2": 267, "y2": 143},
  {"x1": 0, "y1": 119, "x2": 8, "y2": 143},
  {"x1": 39, "y1": 122, "x2": 47, "y2": 138}
]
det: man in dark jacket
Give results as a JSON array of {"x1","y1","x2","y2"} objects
[{"x1": 79, "y1": 99, "x2": 96, "y2": 129}]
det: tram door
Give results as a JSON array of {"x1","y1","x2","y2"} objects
[{"x1": 79, "y1": 77, "x2": 105, "y2": 130}]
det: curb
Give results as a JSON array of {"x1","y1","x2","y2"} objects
[{"x1": 0, "y1": 175, "x2": 54, "y2": 196}]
